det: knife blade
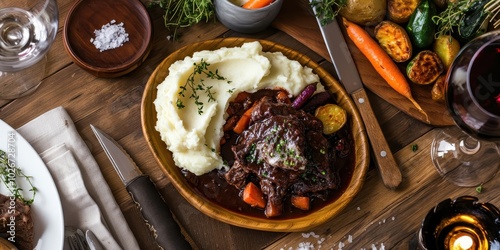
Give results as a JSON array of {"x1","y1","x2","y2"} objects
[
  {"x1": 310, "y1": 5, "x2": 402, "y2": 189},
  {"x1": 90, "y1": 125, "x2": 192, "y2": 250}
]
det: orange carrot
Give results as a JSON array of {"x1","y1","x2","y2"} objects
[
  {"x1": 291, "y1": 196, "x2": 310, "y2": 211},
  {"x1": 342, "y1": 18, "x2": 429, "y2": 123},
  {"x1": 233, "y1": 102, "x2": 257, "y2": 134},
  {"x1": 276, "y1": 90, "x2": 291, "y2": 104},
  {"x1": 242, "y1": 182, "x2": 266, "y2": 209},
  {"x1": 242, "y1": 0, "x2": 273, "y2": 9}
]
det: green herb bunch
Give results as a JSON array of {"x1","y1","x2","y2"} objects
[
  {"x1": 176, "y1": 59, "x2": 231, "y2": 115},
  {"x1": 149, "y1": 0, "x2": 216, "y2": 37},
  {"x1": 309, "y1": 0, "x2": 347, "y2": 26},
  {"x1": 0, "y1": 150, "x2": 37, "y2": 205}
]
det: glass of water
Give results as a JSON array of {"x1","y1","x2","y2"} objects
[{"x1": 0, "y1": 0, "x2": 58, "y2": 99}]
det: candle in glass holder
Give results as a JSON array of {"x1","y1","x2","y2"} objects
[{"x1": 418, "y1": 196, "x2": 500, "y2": 250}]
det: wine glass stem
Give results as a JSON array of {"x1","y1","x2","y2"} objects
[{"x1": 459, "y1": 137, "x2": 481, "y2": 155}]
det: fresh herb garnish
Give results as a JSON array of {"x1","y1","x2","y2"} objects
[
  {"x1": 476, "y1": 184, "x2": 483, "y2": 193},
  {"x1": 309, "y1": 0, "x2": 347, "y2": 26},
  {"x1": 176, "y1": 59, "x2": 231, "y2": 115},
  {"x1": 411, "y1": 144, "x2": 418, "y2": 152},
  {"x1": 148, "y1": 0, "x2": 215, "y2": 38},
  {"x1": 0, "y1": 150, "x2": 37, "y2": 205}
]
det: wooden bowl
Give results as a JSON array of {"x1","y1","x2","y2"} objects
[
  {"x1": 62, "y1": 0, "x2": 152, "y2": 78},
  {"x1": 141, "y1": 38, "x2": 370, "y2": 232}
]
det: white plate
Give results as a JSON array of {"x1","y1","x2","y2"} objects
[{"x1": 0, "y1": 119, "x2": 64, "y2": 250}]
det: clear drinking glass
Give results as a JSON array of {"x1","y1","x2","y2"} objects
[
  {"x1": 431, "y1": 30, "x2": 500, "y2": 187},
  {"x1": 0, "y1": 0, "x2": 58, "y2": 99}
]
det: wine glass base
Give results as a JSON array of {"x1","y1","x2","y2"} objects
[
  {"x1": 0, "y1": 55, "x2": 47, "y2": 100},
  {"x1": 431, "y1": 127, "x2": 500, "y2": 187}
]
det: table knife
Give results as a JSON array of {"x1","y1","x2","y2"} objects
[
  {"x1": 90, "y1": 125, "x2": 192, "y2": 250},
  {"x1": 310, "y1": 5, "x2": 402, "y2": 189}
]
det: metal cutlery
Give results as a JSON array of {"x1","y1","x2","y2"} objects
[
  {"x1": 91, "y1": 125, "x2": 192, "y2": 250},
  {"x1": 64, "y1": 227, "x2": 89, "y2": 250},
  {"x1": 310, "y1": 3, "x2": 402, "y2": 189}
]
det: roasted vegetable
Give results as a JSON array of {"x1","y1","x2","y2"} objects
[
  {"x1": 339, "y1": 0, "x2": 386, "y2": 26},
  {"x1": 314, "y1": 104, "x2": 347, "y2": 135},
  {"x1": 432, "y1": 0, "x2": 490, "y2": 42},
  {"x1": 433, "y1": 34, "x2": 460, "y2": 70},
  {"x1": 407, "y1": 0, "x2": 437, "y2": 49},
  {"x1": 375, "y1": 21, "x2": 413, "y2": 62},
  {"x1": 431, "y1": 75, "x2": 446, "y2": 101},
  {"x1": 292, "y1": 83, "x2": 317, "y2": 109},
  {"x1": 387, "y1": 0, "x2": 421, "y2": 23},
  {"x1": 406, "y1": 50, "x2": 444, "y2": 85}
]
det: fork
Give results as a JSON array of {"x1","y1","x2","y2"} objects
[
  {"x1": 64, "y1": 227, "x2": 90, "y2": 250},
  {"x1": 485, "y1": 0, "x2": 500, "y2": 29}
]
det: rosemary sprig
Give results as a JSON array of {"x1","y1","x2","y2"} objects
[
  {"x1": 176, "y1": 59, "x2": 231, "y2": 115},
  {"x1": 309, "y1": 0, "x2": 347, "y2": 26},
  {"x1": 0, "y1": 150, "x2": 37, "y2": 205}
]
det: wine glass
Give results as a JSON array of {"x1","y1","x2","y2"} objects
[
  {"x1": 0, "y1": 0, "x2": 58, "y2": 99},
  {"x1": 431, "y1": 29, "x2": 500, "y2": 187}
]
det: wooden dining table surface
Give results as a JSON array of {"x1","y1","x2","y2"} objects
[{"x1": 2, "y1": 0, "x2": 500, "y2": 249}]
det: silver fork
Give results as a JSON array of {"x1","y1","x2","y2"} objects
[
  {"x1": 485, "y1": 0, "x2": 500, "y2": 28},
  {"x1": 64, "y1": 227, "x2": 90, "y2": 250}
]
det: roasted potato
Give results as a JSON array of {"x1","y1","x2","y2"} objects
[
  {"x1": 431, "y1": 75, "x2": 446, "y2": 101},
  {"x1": 340, "y1": 0, "x2": 386, "y2": 26},
  {"x1": 433, "y1": 34, "x2": 461, "y2": 70},
  {"x1": 375, "y1": 21, "x2": 413, "y2": 62},
  {"x1": 388, "y1": 0, "x2": 421, "y2": 23},
  {"x1": 314, "y1": 104, "x2": 347, "y2": 135},
  {"x1": 406, "y1": 50, "x2": 444, "y2": 85}
]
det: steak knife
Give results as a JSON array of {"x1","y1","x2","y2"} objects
[
  {"x1": 310, "y1": 5, "x2": 402, "y2": 189},
  {"x1": 90, "y1": 125, "x2": 192, "y2": 250}
]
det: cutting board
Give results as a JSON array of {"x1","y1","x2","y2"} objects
[{"x1": 272, "y1": 0, "x2": 454, "y2": 126}]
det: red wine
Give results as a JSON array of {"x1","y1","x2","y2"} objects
[
  {"x1": 469, "y1": 44, "x2": 500, "y2": 116},
  {"x1": 446, "y1": 36, "x2": 500, "y2": 141}
]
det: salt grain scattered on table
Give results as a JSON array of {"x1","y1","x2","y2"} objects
[{"x1": 90, "y1": 20, "x2": 129, "y2": 52}]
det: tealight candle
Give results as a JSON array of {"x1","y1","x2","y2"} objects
[
  {"x1": 451, "y1": 233, "x2": 475, "y2": 250},
  {"x1": 418, "y1": 196, "x2": 500, "y2": 250}
]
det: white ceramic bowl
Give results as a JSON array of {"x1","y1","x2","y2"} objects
[{"x1": 214, "y1": 0, "x2": 283, "y2": 33}]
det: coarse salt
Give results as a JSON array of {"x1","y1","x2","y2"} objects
[{"x1": 90, "y1": 20, "x2": 129, "y2": 52}]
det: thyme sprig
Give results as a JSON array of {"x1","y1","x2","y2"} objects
[
  {"x1": 309, "y1": 0, "x2": 347, "y2": 26},
  {"x1": 432, "y1": 0, "x2": 476, "y2": 38},
  {"x1": 176, "y1": 59, "x2": 231, "y2": 115},
  {"x1": 0, "y1": 150, "x2": 37, "y2": 205}
]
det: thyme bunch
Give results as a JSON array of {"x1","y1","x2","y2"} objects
[
  {"x1": 309, "y1": 0, "x2": 347, "y2": 26},
  {"x1": 149, "y1": 0, "x2": 215, "y2": 38},
  {"x1": 0, "y1": 150, "x2": 37, "y2": 205},
  {"x1": 176, "y1": 59, "x2": 231, "y2": 115}
]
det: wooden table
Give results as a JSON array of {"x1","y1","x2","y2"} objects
[{"x1": 2, "y1": 0, "x2": 499, "y2": 249}]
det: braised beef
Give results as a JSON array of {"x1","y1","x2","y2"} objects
[
  {"x1": 0, "y1": 193, "x2": 34, "y2": 250},
  {"x1": 225, "y1": 96, "x2": 339, "y2": 217}
]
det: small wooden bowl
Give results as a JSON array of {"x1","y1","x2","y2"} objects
[
  {"x1": 141, "y1": 38, "x2": 370, "y2": 232},
  {"x1": 63, "y1": 0, "x2": 152, "y2": 78}
]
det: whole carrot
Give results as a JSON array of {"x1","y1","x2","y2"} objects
[{"x1": 342, "y1": 17, "x2": 429, "y2": 123}]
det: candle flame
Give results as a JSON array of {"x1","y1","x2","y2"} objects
[{"x1": 455, "y1": 235, "x2": 474, "y2": 250}]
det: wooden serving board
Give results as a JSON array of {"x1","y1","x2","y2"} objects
[{"x1": 272, "y1": 0, "x2": 454, "y2": 126}]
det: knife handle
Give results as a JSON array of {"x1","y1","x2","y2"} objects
[
  {"x1": 127, "y1": 175, "x2": 192, "y2": 250},
  {"x1": 351, "y1": 88, "x2": 402, "y2": 189}
]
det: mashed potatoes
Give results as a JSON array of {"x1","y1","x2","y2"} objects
[{"x1": 154, "y1": 41, "x2": 323, "y2": 175}]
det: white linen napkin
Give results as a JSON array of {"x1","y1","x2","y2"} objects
[{"x1": 17, "y1": 106, "x2": 140, "y2": 250}]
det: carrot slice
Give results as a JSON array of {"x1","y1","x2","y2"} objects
[
  {"x1": 291, "y1": 196, "x2": 310, "y2": 211},
  {"x1": 233, "y1": 102, "x2": 257, "y2": 134},
  {"x1": 242, "y1": 0, "x2": 274, "y2": 9},
  {"x1": 242, "y1": 182, "x2": 266, "y2": 209},
  {"x1": 342, "y1": 17, "x2": 429, "y2": 123}
]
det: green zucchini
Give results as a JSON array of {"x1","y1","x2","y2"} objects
[{"x1": 406, "y1": 0, "x2": 437, "y2": 49}]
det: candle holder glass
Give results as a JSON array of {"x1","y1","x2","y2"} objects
[{"x1": 418, "y1": 196, "x2": 500, "y2": 250}]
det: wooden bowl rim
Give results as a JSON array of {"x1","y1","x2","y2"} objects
[
  {"x1": 141, "y1": 37, "x2": 370, "y2": 232},
  {"x1": 62, "y1": 0, "x2": 152, "y2": 74}
]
